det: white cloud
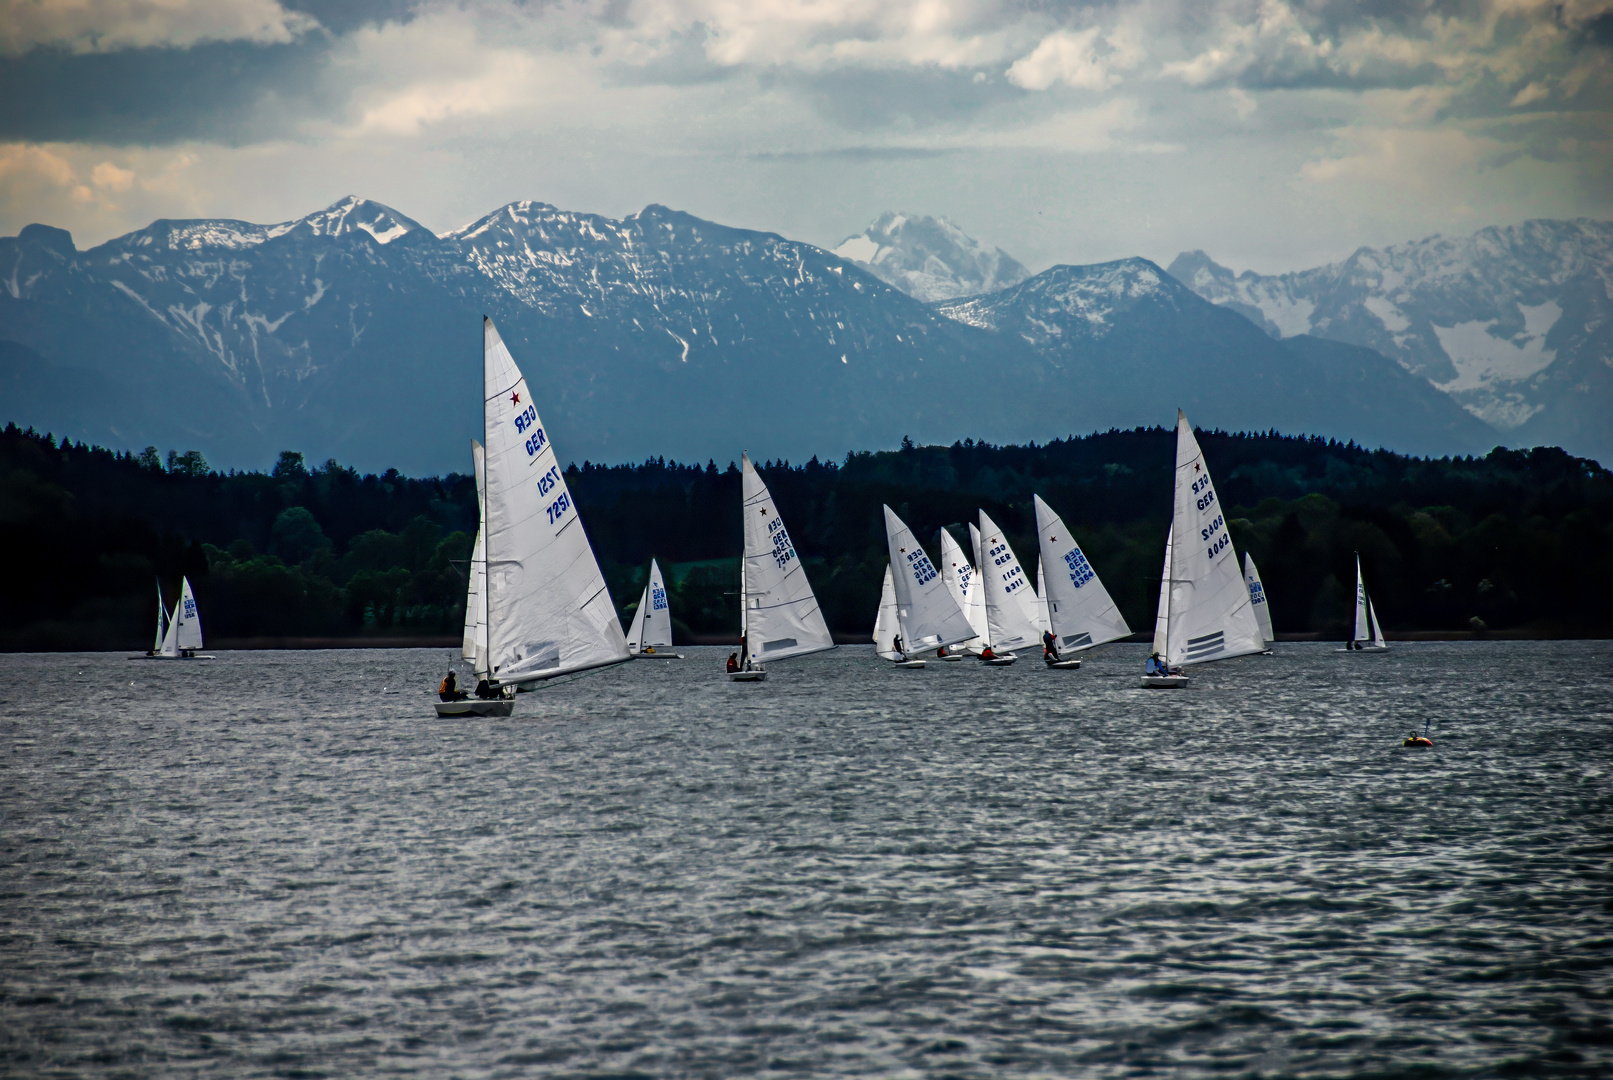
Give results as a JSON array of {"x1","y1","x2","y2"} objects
[
  {"x1": 1007, "y1": 27, "x2": 1127, "y2": 91},
  {"x1": 0, "y1": 0, "x2": 319, "y2": 56}
]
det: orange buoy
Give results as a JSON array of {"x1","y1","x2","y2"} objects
[{"x1": 1403, "y1": 736, "x2": 1433, "y2": 748}]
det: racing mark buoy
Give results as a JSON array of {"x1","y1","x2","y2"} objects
[{"x1": 1403, "y1": 735, "x2": 1433, "y2": 748}]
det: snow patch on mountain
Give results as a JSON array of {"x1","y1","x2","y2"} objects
[{"x1": 833, "y1": 212, "x2": 1029, "y2": 302}]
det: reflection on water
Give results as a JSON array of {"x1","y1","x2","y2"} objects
[{"x1": 2, "y1": 642, "x2": 1610, "y2": 1077}]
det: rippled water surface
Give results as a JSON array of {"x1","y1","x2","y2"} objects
[{"x1": 2, "y1": 642, "x2": 1611, "y2": 1078}]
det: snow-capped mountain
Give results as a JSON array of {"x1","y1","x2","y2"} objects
[
  {"x1": 1, "y1": 196, "x2": 1498, "y2": 473},
  {"x1": 1167, "y1": 220, "x2": 1613, "y2": 464},
  {"x1": 935, "y1": 260, "x2": 1499, "y2": 456},
  {"x1": 832, "y1": 212, "x2": 1029, "y2": 302}
]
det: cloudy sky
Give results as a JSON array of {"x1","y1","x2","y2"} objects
[{"x1": 2, "y1": 0, "x2": 1609, "y2": 273}]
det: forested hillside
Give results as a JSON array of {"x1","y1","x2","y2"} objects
[{"x1": 2, "y1": 423, "x2": 1608, "y2": 650}]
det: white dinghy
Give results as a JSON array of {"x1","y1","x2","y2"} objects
[
  {"x1": 730, "y1": 453, "x2": 835, "y2": 681},
  {"x1": 1141, "y1": 411, "x2": 1266, "y2": 688},
  {"x1": 977, "y1": 510, "x2": 1043, "y2": 666},
  {"x1": 435, "y1": 318, "x2": 631, "y2": 716},
  {"x1": 1341, "y1": 554, "x2": 1390, "y2": 653},
  {"x1": 933, "y1": 528, "x2": 978, "y2": 660},
  {"x1": 883, "y1": 506, "x2": 975, "y2": 667},
  {"x1": 138, "y1": 577, "x2": 214, "y2": 659},
  {"x1": 873, "y1": 564, "x2": 924, "y2": 667},
  {"x1": 627, "y1": 558, "x2": 682, "y2": 659},
  {"x1": 1243, "y1": 552, "x2": 1276, "y2": 654},
  {"x1": 1034, "y1": 494, "x2": 1132, "y2": 670}
]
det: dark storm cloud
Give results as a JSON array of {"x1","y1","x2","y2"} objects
[{"x1": 0, "y1": 39, "x2": 345, "y2": 145}]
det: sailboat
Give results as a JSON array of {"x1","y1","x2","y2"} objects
[
  {"x1": 964, "y1": 523, "x2": 988, "y2": 654},
  {"x1": 139, "y1": 576, "x2": 213, "y2": 659},
  {"x1": 977, "y1": 510, "x2": 1042, "y2": 665},
  {"x1": 1033, "y1": 494, "x2": 1132, "y2": 668},
  {"x1": 627, "y1": 558, "x2": 681, "y2": 658},
  {"x1": 435, "y1": 318, "x2": 631, "y2": 716},
  {"x1": 872, "y1": 564, "x2": 923, "y2": 666},
  {"x1": 457, "y1": 440, "x2": 490, "y2": 682},
  {"x1": 1141, "y1": 410, "x2": 1265, "y2": 688},
  {"x1": 1243, "y1": 552, "x2": 1276, "y2": 654},
  {"x1": 883, "y1": 506, "x2": 975, "y2": 666},
  {"x1": 934, "y1": 528, "x2": 977, "y2": 660},
  {"x1": 731, "y1": 452, "x2": 835, "y2": 681},
  {"x1": 151, "y1": 579, "x2": 167, "y2": 654},
  {"x1": 1342, "y1": 553, "x2": 1390, "y2": 652}
]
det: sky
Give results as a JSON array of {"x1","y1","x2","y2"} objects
[{"x1": 1, "y1": 0, "x2": 1609, "y2": 275}]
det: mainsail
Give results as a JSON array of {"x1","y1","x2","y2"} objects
[
  {"x1": 1160, "y1": 410, "x2": 1264, "y2": 666},
  {"x1": 153, "y1": 580, "x2": 167, "y2": 653},
  {"x1": 172, "y1": 577, "x2": 203, "y2": 651},
  {"x1": 741, "y1": 453, "x2": 833, "y2": 662},
  {"x1": 1151, "y1": 524, "x2": 1173, "y2": 657},
  {"x1": 628, "y1": 558, "x2": 674, "y2": 653},
  {"x1": 1034, "y1": 494, "x2": 1131, "y2": 651},
  {"x1": 978, "y1": 510, "x2": 1042, "y2": 652},
  {"x1": 872, "y1": 564, "x2": 902, "y2": 661},
  {"x1": 1243, "y1": 552, "x2": 1275, "y2": 645},
  {"x1": 883, "y1": 506, "x2": 973, "y2": 655},
  {"x1": 461, "y1": 440, "x2": 488, "y2": 674},
  {"x1": 938, "y1": 527, "x2": 982, "y2": 653},
  {"x1": 481, "y1": 317, "x2": 630, "y2": 683},
  {"x1": 1034, "y1": 559, "x2": 1051, "y2": 636}
]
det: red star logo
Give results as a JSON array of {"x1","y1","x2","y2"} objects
[
  {"x1": 1194, "y1": 462, "x2": 1201, "y2": 472},
  {"x1": 511, "y1": 391, "x2": 521, "y2": 405}
]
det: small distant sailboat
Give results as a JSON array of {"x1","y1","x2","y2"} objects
[
  {"x1": 1243, "y1": 552, "x2": 1276, "y2": 654},
  {"x1": 1034, "y1": 494, "x2": 1132, "y2": 668},
  {"x1": 934, "y1": 528, "x2": 977, "y2": 660},
  {"x1": 435, "y1": 318, "x2": 630, "y2": 716},
  {"x1": 731, "y1": 453, "x2": 834, "y2": 681},
  {"x1": 882, "y1": 506, "x2": 974, "y2": 666},
  {"x1": 1342, "y1": 553, "x2": 1390, "y2": 652},
  {"x1": 872, "y1": 564, "x2": 924, "y2": 667},
  {"x1": 977, "y1": 510, "x2": 1042, "y2": 665},
  {"x1": 627, "y1": 558, "x2": 681, "y2": 658},
  {"x1": 1142, "y1": 411, "x2": 1265, "y2": 688},
  {"x1": 137, "y1": 576, "x2": 213, "y2": 659}
]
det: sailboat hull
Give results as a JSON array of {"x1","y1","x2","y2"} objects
[
  {"x1": 1337, "y1": 646, "x2": 1390, "y2": 653},
  {"x1": 936, "y1": 654, "x2": 964, "y2": 662},
  {"x1": 1045, "y1": 659, "x2": 1081, "y2": 670},
  {"x1": 982, "y1": 655, "x2": 1017, "y2": 666},
  {"x1": 893, "y1": 659, "x2": 927, "y2": 668},
  {"x1": 729, "y1": 669, "x2": 767, "y2": 681},
  {"x1": 631, "y1": 651, "x2": 683, "y2": 659},
  {"x1": 1140, "y1": 674, "x2": 1190, "y2": 688},
  {"x1": 434, "y1": 699, "x2": 515, "y2": 717},
  {"x1": 130, "y1": 654, "x2": 216, "y2": 660}
]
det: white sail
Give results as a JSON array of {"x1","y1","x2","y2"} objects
[
  {"x1": 965, "y1": 523, "x2": 987, "y2": 651},
  {"x1": 461, "y1": 440, "x2": 488, "y2": 671},
  {"x1": 172, "y1": 576, "x2": 203, "y2": 650},
  {"x1": 883, "y1": 505, "x2": 974, "y2": 655},
  {"x1": 1243, "y1": 552, "x2": 1275, "y2": 646},
  {"x1": 153, "y1": 580, "x2": 166, "y2": 653},
  {"x1": 629, "y1": 558, "x2": 674, "y2": 651},
  {"x1": 938, "y1": 528, "x2": 982, "y2": 653},
  {"x1": 1369, "y1": 598, "x2": 1387, "y2": 648},
  {"x1": 978, "y1": 510, "x2": 1043, "y2": 652},
  {"x1": 158, "y1": 594, "x2": 180, "y2": 657},
  {"x1": 741, "y1": 453, "x2": 834, "y2": 662},
  {"x1": 872, "y1": 564, "x2": 902, "y2": 661},
  {"x1": 1164, "y1": 410, "x2": 1264, "y2": 666},
  {"x1": 1353, "y1": 555, "x2": 1370, "y2": 644},
  {"x1": 1034, "y1": 494, "x2": 1131, "y2": 652},
  {"x1": 481, "y1": 317, "x2": 630, "y2": 683},
  {"x1": 1151, "y1": 524, "x2": 1173, "y2": 656}
]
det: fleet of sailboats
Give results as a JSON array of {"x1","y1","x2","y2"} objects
[
  {"x1": 138, "y1": 576, "x2": 211, "y2": 659},
  {"x1": 882, "y1": 506, "x2": 975, "y2": 665}
]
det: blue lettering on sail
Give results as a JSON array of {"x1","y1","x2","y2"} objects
[
  {"x1": 1061, "y1": 547, "x2": 1094, "y2": 588},
  {"x1": 652, "y1": 584, "x2": 668, "y2": 611},
  {"x1": 905, "y1": 548, "x2": 938, "y2": 585}
]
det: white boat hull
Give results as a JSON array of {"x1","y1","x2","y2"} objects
[
  {"x1": 1045, "y1": 659, "x2": 1081, "y2": 670},
  {"x1": 894, "y1": 659, "x2": 927, "y2": 668},
  {"x1": 631, "y1": 651, "x2": 683, "y2": 659},
  {"x1": 1140, "y1": 674, "x2": 1190, "y2": 689},
  {"x1": 130, "y1": 654, "x2": 216, "y2": 660},
  {"x1": 936, "y1": 653, "x2": 964, "y2": 662},
  {"x1": 729, "y1": 670, "x2": 766, "y2": 681},
  {"x1": 434, "y1": 699, "x2": 515, "y2": 717},
  {"x1": 1337, "y1": 646, "x2": 1390, "y2": 653},
  {"x1": 983, "y1": 655, "x2": 1017, "y2": 666}
]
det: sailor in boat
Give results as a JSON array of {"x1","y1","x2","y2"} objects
[
  {"x1": 1042, "y1": 629, "x2": 1061, "y2": 664},
  {"x1": 893, "y1": 634, "x2": 903, "y2": 657},
  {"x1": 936, "y1": 647, "x2": 948, "y2": 659},
  {"x1": 1145, "y1": 652, "x2": 1171, "y2": 677},
  {"x1": 980, "y1": 645, "x2": 997, "y2": 661},
  {"x1": 726, "y1": 652, "x2": 740, "y2": 673},
  {"x1": 438, "y1": 670, "x2": 468, "y2": 702}
]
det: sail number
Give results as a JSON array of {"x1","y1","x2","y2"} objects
[
  {"x1": 1062, "y1": 547, "x2": 1095, "y2": 588},
  {"x1": 1196, "y1": 488, "x2": 1216, "y2": 512},
  {"x1": 536, "y1": 465, "x2": 560, "y2": 496},
  {"x1": 768, "y1": 517, "x2": 798, "y2": 570},
  {"x1": 546, "y1": 491, "x2": 572, "y2": 524},
  {"x1": 1200, "y1": 515, "x2": 1223, "y2": 542},
  {"x1": 1206, "y1": 532, "x2": 1230, "y2": 559},
  {"x1": 1249, "y1": 581, "x2": 1267, "y2": 605},
  {"x1": 652, "y1": 584, "x2": 668, "y2": 611},
  {"x1": 514, "y1": 405, "x2": 537, "y2": 432},
  {"x1": 906, "y1": 548, "x2": 938, "y2": 585}
]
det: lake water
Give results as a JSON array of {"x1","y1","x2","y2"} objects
[{"x1": 2, "y1": 642, "x2": 1610, "y2": 1078}]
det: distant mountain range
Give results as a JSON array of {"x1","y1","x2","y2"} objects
[
  {"x1": 1166, "y1": 220, "x2": 1613, "y2": 465},
  {"x1": 0, "y1": 196, "x2": 1515, "y2": 474}
]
